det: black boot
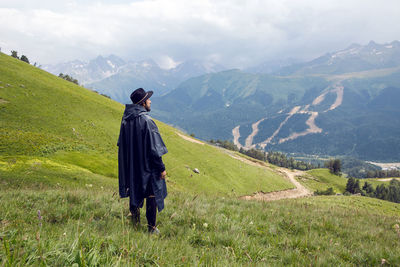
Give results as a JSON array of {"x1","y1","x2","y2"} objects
[
  {"x1": 130, "y1": 206, "x2": 140, "y2": 228},
  {"x1": 146, "y1": 196, "x2": 158, "y2": 234}
]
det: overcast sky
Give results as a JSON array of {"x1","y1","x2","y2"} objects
[{"x1": 1, "y1": 0, "x2": 399, "y2": 68}]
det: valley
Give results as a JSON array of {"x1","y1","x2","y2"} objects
[{"x1": 151, "y1": 40, "x2": 400, "y2": 161}]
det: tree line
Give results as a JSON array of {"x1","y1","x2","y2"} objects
[
  {"x1": 324, "y1": 159, "x2": 341, "y2": 175},
  {"x1": 363, "y1": 169, "x2": 400, "y2": 178},
  {"x1": 11, "y1": 50, "x2": 30, "y2": 64},
  {"x1": 266, "y1": 151, "x2": 315, "y2": 170},
  {"x1": 208, "y1": 139, "x2": 238, "y2": 152},
  {"x1": 345, "y1": 177, "x2": 400, "y2": 203},
  {"x1": 208, "y1": 139, "x2": 316, "y2": 170},
  {"x1": 58, "y1": 73, "x2": 79, "y2": 85}
]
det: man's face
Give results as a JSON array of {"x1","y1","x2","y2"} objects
[{"x1": 143, "y1": 98, "x2": 151, "y2": 111}]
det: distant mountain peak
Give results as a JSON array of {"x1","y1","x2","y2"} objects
[
  {"x1": 275, "y1": 40, "x2": 400, "y2": 76},
  {"x1": 43, "y1": 54, "x2": 126, "y2": 84}
]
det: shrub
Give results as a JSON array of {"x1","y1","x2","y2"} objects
[{"x1": 314, "y1": 187, "x2": 335, "y2": 195}]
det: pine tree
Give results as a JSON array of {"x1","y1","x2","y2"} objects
[
  {"x1": 20, "y1": 55, "x2": 30, "y2": 64},
  {"x1": 375, "y1": 184, "x2": 388, "y2": 200},
  {"x1": 333, "y1": 159, "x2": 341, "y2": 175},
  {"x1": 353, "y1": 179, "x2": 361, "y2": 194},
  {"x1": 362, "y1": 181, "x2": 374, "y2": 196},
  {"x1": 345, "y1": 177, "x2": 355, "y2": 193},
  {"x1": 11, "y1": 50, "x2": 19, "y2": 59}
]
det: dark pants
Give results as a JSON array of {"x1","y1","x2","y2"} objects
[{"x1": 130, "y1": 183, "x2": 157, "y2": 231}]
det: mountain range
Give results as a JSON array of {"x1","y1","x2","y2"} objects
[
  {"x1": 275, "y1": 40, "x2": 400, "y2": 75},
  {"x1": 42, "y1": 41, "x2": 400, "y2": 161},
  {"x1": 152, "y1": 41, "x2": 400, "y2": 162},
  {"x1": 43, "y1": 56, "x2": 226, "y2": 103}
]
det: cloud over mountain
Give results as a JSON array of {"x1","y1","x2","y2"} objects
[{"x1": 1, "y1": 0, "x2": 400, "y2": 68}]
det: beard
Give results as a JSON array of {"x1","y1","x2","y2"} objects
[{"x1": 145, "y1": 105, "x2": 151, "y2": 112}]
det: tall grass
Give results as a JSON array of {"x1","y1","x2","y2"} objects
[{"x1": 1, "y1": 186, "x2": 400, "y2": 266}]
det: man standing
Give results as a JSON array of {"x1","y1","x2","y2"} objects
[{"x1": 117, "y1": 88, "x2": 168, "y2": 234}]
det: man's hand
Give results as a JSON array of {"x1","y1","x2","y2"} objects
[{"x1": 160, "y1": 170, "x2": 167, "y2": 180}]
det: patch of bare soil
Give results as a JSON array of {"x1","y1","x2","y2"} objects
[
  {"x1": 312, "y1": 91, "x2": 328, "y2": 106},
  {"x1": 232, "y1": 125, "x2": 243, "y2": 149},
  {"x1": 375, "y1": 178, "x2": 400, "y2": 182},
  {"x1": 326, "y1": 84, "x2": 344, "y2": 111},
  {"x1": 176, "y1": 132, "x2": 204, "y2": 145},
  {"x1": 245, "y1": 118, "x2": 266, "y2": 148}
]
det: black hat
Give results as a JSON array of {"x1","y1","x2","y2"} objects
[{"x1": 130, "y1": 88, "x2": 153, "y2": 104}]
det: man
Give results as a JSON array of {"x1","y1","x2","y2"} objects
[{"x1": 117, "y1": 88, "x2": 168, "y2": 234}]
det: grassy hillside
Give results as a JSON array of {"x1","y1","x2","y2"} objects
[
  {"x1": 2, "y1": 53, "x2": 400, "y2": 265},
  {"x1": 0, "y1": 52, "x2": 292, "y2": 196},
  {"x1": 300, "y1": 169, "x2": 348, "y2": 193}
]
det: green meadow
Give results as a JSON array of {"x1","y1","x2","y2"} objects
[
  {"x1": 1, "y1": 53, "x2": 400, "y2": 266},
  {"x1": 301, "y1": 169, "x2": 398, "y2": 194}
]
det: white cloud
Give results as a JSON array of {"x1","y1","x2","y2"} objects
[
  {"x1": 0, "y1": 0, "x2": 399, "y2": 67},
  {"x1": 156, "y1": 55, "x2": 181, "y2": 70}
]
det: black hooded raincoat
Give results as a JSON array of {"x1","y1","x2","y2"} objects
[{"x1": 118, "y1": 104, "x2": 168, "y2": 212}]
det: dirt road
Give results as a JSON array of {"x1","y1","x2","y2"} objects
[
  {"x1": 176, "y1": 132, "x2": 204, "y2": 145},
  {"x1": 240, "y1": 168, "x2": 312, "y2": 201},
  {"x1": 176, "y1": 132, "x2": 313, "y2": 202},
  {"x1": 225, "y1": 150, "x2": 312, "y2": 201}
]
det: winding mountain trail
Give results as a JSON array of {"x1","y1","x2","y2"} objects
[
  {"x1": 239, "y1": 168, "x2": 312, "y2": 201},
  {"x1": 222, "y1": 150, "x2": 312, "y2": 201},
  {"x1": 176, "y1": 132, "x2": 205, "y2": 145},
  {"x1": 175, "y1": 132, "x2": 313, "y2": 202}
]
